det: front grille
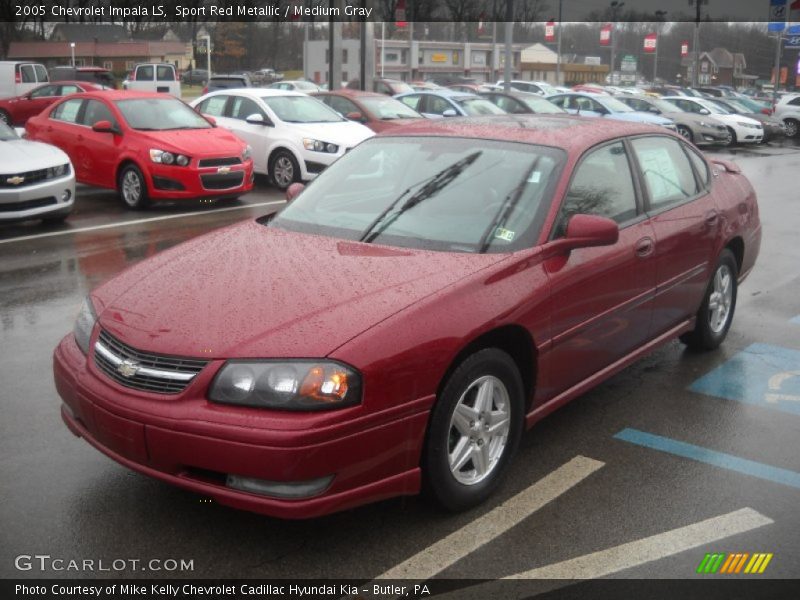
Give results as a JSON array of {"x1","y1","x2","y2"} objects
[
  {"x1": 0, "y1": 197, "x2": 57, "y2": 212},
  {"x1": 0, "y1": 165, "x2": 70, "y2": 189},
  {"x1": 93, "y1": 330, "x2": 208, "y2": 395},
  {"x1": 201, "y1": 171, "x2": 245, "y2": 190},
  {"x1": 198, "y1": 157, "x2": 241, "y2": 168}
]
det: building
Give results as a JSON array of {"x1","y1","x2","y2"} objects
[
  {"x1": 49, "y1": 24, "x2": 130, "y2": 44},
  {"x1": 518, "y1": 43, "x2": 609, "y2": 85},
  {"x1": 681, "y1": 48, "x2": 754, "y2": 87},
  {"x1": 304, "y1": 39, "x2": 527, "y2": 85}
]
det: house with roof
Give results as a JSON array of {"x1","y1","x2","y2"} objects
[{"x1": 681, "y1": 47, "x2": 754, "y2": 87}]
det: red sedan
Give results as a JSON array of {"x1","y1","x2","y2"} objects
[
  {"x1": 26, "y1": 91, "x2": 254, "y2": 209},
  {"x1": 53, "y1": 116, "x2": 760, "y2": 518},
  {"x1": 0, "y1": 81, "x2": 103, "y2": 127},
  {"x1": 313, "y1": 89, "x2": 425, "y2": 133}
]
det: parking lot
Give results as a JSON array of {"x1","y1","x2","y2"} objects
[{"x1": 1, "y1": 139, "x2": 799, "y2": 591}]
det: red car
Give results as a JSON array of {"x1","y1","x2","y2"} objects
[
  {"x1": 0, "y1": 81, "x2": 103, "y2": 127},
  {"x1": 313, "y1": 89, "x2": 425, "y2": 133},
  {"x1": 26, "y1": 91, "x2": 254, "y2": 209},
  {"x1": 54, "y1": 116, "x2": 760, "y2": 518}
]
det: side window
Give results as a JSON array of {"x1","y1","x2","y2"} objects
[
  {"x1": 196, "y1": 95, "x2": 228, "y2": 117},
  {"x1": 788, "y1": 97, "x2": 800, "y2": 106},
  {"x1": 631, "y1": 137, "x2": 700, "y2": 211},
  {"x1": 230, "y1": 96, "x2": 265, "y2": 120},
  {"x1": 426, "y1": 95, "x2": 452, "y2": 115},
  {"x1": 59, "y1": 85, "x2": 80, "y2": 95},
  {"x1": 30, "y1": 85, "x2": 59, "y2": 98},
  {"x1": 136, "y1": 65, "x2": 154, "y2": 81},
  {"x1": 549, "y1": 95, "x2": 567, "y2": 108},
  {"x1": 20, "y1": 65, "x2": 36, "y2": 83},
  {"x1": 555, "y1": 141, "x2": 638, "y2": 238},
  {"x1": 684, "y1": 144, "x2": 710, "y2": 189},
  {"x1": 80, "y1": 99, "x2": 116, "y2": 127},
  {"x1": 156, "y1": 66, "x2": 175, "y2": 81},
  {"x1": 497, "y1": 96, "x2": 524, "y2": 113},
  {"x1": 374, "y1": 82, "x2": 391, "y2": 95},
  {"x1": 327, "y1": 96, "x2": 359, "y2": 117},
  {"x1": 51, "y1": 99, "x2": 84, "y2": 124},
  {"x1": 399, "y1": 95, "x2": 421, "y2": 110},
  {"x1": 34, "y1": 64, "x2": 48, "y2": 82}
]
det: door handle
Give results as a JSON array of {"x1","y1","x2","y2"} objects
[
  {"x1": 635, "y1": 237, "x2": 655, "y2": 258},
  {"x1": 705, "y1": 210, "x2": 719, "y2": 224}
]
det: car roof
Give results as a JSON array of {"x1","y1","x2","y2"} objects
[
  {"x1": 398, "y1": 89, "x2": 477, "y2": 99},
  {"x1": 375, "y1": 114, "x2": 678, "y2": 152},
  {"x1": 202, "y1": 88, "x2": 306, "y2": 99},
  {"x1": 66, "y1": 90, "x2": 178, "y2": 101},
  {"x1": 316, "y1": 89, "x2": 385, "y2": 99}
]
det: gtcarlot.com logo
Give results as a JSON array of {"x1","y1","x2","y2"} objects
[
  {"x1": 14, "y1": 554, "x2": 194, "y2": 573},
  {"x1": 697, "y1": 552, "x2": 773, "y2": 574}
]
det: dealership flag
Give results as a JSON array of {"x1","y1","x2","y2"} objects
[
  {"x1": 395, "y1": 0, "x2": 407, "y2": 27},
  {"x1": 600, "y1": 24, "x2": 612, "y2": 46},
  {"x1": 545, "y1": 21, "x2": 556, "y2": 42},
  {"x1": 789, "y1": 0, "x2": 800, "y2": 34},
  {"x1": 681, "y1": 41, "x2": 689, "y2": 57},
  {"x1": 644, "y1": 33, "x2": 657, "y2": 53}
]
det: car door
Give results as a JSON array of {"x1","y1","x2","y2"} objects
[
  {"x1": 75, "y1": 99, "x2": 122, "y2": 188},
  {"x1": 540, "y1": 139, "x2": 657, "y2": 397},
  {"x1": 44, "y1": 97, "x2": 85, "y2": 176},
  {"x1": 225, "y1": 95, "x2": 271, "y2": 174},
  {"x1": 629, "y1": 135, "x2": 720, "y2": 337},
  {"x1": 19, "y1": 84, "x2": 61, "y2": 123}
]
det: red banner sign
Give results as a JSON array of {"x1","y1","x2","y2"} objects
[
  {"x1": 395, "y1": 0, "x2": 407, "y2": 27},
  {"x1": 681, "y1": 41, "x2": 689, "y2": 57},
  {"x1": 545, "y1": 21, "x2": 556, "y2": 42},
  {"x1": 644, "y1": 33, "x2": 657, "y2": 53},
  {"x1": 600, "y1": 24, "x2": 612, "y2": 46}
]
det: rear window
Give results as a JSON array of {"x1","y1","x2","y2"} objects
[
  {"x1": 210, "y1": 77, "x2": 247, "y2": 89},
  {"x1": 34, "y1": 64, "x2": 48, "y2": 82},
  {"x1": 136, "y1": 65, "x2": 154, "y2": 81},
  {"x1": 157, "y1": 66, "x2": 175, "y2": 81}
]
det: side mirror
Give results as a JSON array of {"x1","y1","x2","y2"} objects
[
  {"x1": 91, "y1": 120, "x2": 118, "y2": 134},
  {"x1": 345, "y1": 111, "x2": 365, "y2": 122},
  {"x1": 442, "y1": 108, "x2": 458, "y2": 117},
  {"x1": 245, "y1": 113, "x2": 270, "y2": 126},
  {"x1": 285, "y1": 182, "x2": 305, "y2": 202},
  {"x1": 204, "y1": 115, "x2": 217, "y2": 126},
  {"x1": 699, "y1": 108, "x2": 710, "y2": 115},
  {"x1": 543, "y1": 214, "x2": 619, "y2": 257}
]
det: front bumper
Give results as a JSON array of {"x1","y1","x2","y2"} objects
[
  {"x1": 53, "y1": 334, "x2": 427, "y2": 519},
  {"x1": 695, "y1": 127, "x2": 730, "y2": 145},
  {"x1": 299, "y1": 147, "x2": 350, "y2": 182},
  {"x1": 0, "y1": 173, "x2": 75, "y2": 221},
  {"x1": 145, "y1": 160, "x2": 255, "y2": 200}
]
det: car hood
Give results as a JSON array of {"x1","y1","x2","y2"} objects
[
  {"x1": 136, "y1": 128, "x2": 246, "y2": 157},
  {"x1": 608, "y1": 111, "x2": 673, "y2": 126},
  {"x1": 94, "y1": 220, "x2": 507, "y2": 359},
  {"x1": 0, "y1": 139, "x2": 70, "y2": 172},
  {"x1": 663, "y1": 112, "x2": 725, "y2": 129},
  {"x1": 368, "y1": 118, "x2": 425, "y2": 133},
  {"x1": 282, "y1": 121, "x2": 374, "y2": 148}
]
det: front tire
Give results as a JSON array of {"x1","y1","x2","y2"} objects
[
  {"x1": 680, "y1": 249, "x2": 738, "y2": 350},
  {"x1": 677, "y1": 125, "x2": 694, "y2": 143},
  {"x1": 725, "y1": 127, "x2": 737, "y2": 146},
  {"x1": 785, "y1": 119, "x2": 799, "y2": 138},
  {"x1": 118, "y1": 164, "x2": 150, "y2": 210},
  {"x1": 269, "y1": 150, "x2": 300, "y2": 191},
  {"x1": 423, "y1": 348, "x2": 524, "y2": 511}
]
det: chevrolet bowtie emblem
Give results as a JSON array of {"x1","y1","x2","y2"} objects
[
  {"x1": 6, "y1": 176, "x2": 25, "y2": 185},
  {"x1": 217, "y1": 166, "x2": 231, "y2": 175},
  {"x1": 116, "y1": 359, "x2": 140, "y2": 378}
]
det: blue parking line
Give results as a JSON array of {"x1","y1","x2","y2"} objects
[
  {"x1": 790, "y1": 315, "x2": 800, "y2": 325},
  {"x1": 614, "y1": 428, "x2": 800, "y2": 490}
]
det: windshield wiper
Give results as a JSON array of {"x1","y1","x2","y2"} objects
[
  {"x1": 358, "y1": 151, "x2": 483, "y2": 244},
  {"x1": 477, "y1": 156, "x2": 542, "y2": 254}
]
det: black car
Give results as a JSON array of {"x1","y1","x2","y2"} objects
[
  {"x1": 181, "y1": 69, "x2": 209, "y2": 86},
  {"x1": 48, "y1": 66, "x2": 116, "y2": 89},
  {"x1": 204, "y1": 74, "x2": 252, "y2": 92}
]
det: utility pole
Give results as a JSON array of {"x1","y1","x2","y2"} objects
[
  {"x1": 556, "y1": 0, "x2": 563, "y2": 85},
  {"x1": 503, "y1": 0, "x2": 513, "y2": 90},
  {"x1": 772, "y1": 31, "x2": 783, "y2": 109},
  {"x1": 689, "y1": 0, "x2": 707, "y2": 87},
  {"x1": 609, "y1": 1, "x2": 624, "y2": 85}
]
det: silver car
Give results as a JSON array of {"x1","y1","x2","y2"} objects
[{"x1": 0, "y1": 121, "x2": 75, "y2": 222}]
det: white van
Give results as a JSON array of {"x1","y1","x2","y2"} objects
[
  {"x1": 123, "y1": 63, "x2": 181, "y2": 98},
  {"x1": 0, "y1": 61, "x2": 49, "y2": 99}
]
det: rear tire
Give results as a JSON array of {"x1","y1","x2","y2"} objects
[
  {"x1": 0, "y1": 110, "x2": 10, "y2": 126},
  {"x1": 118, "y1": 164, "x2": 150, "y2": 210},
  {"x1": 676, "y1": 125, "x2": 693, "y2": 143},
  {"x1": 785, "y1": 119, "x2": 799, "y2": 138},
  {"x1": 423, "y1": 348, "x2": 524, "y2": 511},
  {"x1": 680, "y1": 249, "x2": 738, "y2": 351}
]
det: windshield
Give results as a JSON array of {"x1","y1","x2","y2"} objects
[
  {"x1": 268, "y1": 137, "x2": 564, "y2": 253},
  {"x1": 702, "y1": 101, "x2": 733, "y2": 115},
  {"x1": 521, "y1": 96, "x2": 565, "y2": 113},
  {"x1": 599, "y1": 97, "x2": 635, "y2": 112},
  {"x1": 116, "y1": 98, "x2": 212, "y2": 130},
  {"x1": 0, "y1": 121, "x2": 19, "y2": 141},
  {"x1": 262, "y1": 96, "x2": 343, "y2": 123},
  {"x1": 360, "y1": 96, "x2": 421, "y2": 120},
  {"x1": 454, "y1": 97, "x2": 506, "y2": 116}
]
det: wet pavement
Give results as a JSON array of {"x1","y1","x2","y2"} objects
[{"x1": 1, "y1": 143, "x2": 799, "y2": 584}]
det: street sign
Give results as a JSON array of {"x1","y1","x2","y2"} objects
[
  {"x1": 643, "y1": 33, "x2": 657, "y2": 53},
  {"x1": 600, "y1": 24, "x2": 611, "y2": 46},
  {"x1": 785, "y1": 35, "x2": 800, "y2": 48},
  {"x1": 681, "y1": 41, "x2": 689, "y2": 57},
  {"x1": 621, "y1": 55, "x2": 637, "y2": 72},
  {"x1": 545, "y1": 21, "x2": 555, "y2": 43},
  {"x1": 769, "y1": 0, "x2": 787, "y2": 32}
]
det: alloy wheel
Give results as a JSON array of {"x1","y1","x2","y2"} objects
[
  {"x1": 122, "y1": 171, "x2": 142, "y2": 207},
  {"x1": 708, "y1": 264, "x2": 733, "y2": 334},
  {"x1": 273, "y1": 156, "x2": 295, "y2": 189}
]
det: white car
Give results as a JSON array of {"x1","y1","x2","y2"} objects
[
  {"x1": 662, "y1": 96, "x2": 763, "y2": 144},
  {"x1": 0, "y1": 119, "x2": 75, "y2": 222},
  {"x1": 496, "y1": 80, "x2": 557, "y2": 96},
  {"x1": 773, "y1": 93, "x2": 800, "y2": 138},
  {"x1": 191, "y1": 89, "x2": 374, "y2": 189}
]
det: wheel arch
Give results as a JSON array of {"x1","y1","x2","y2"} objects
[
  {"x1": 725, "y1": 235, "x2": 745, "y2": 274},
  {"x1": 267, "y1": 144, "x2": 305, "y2": 179},
  {"x1": 115, "y1": 157, "x2": 148, "y2": 190}
]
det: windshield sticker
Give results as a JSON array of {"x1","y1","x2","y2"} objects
[
  {"x1": 494, "y1": 228, "x2": 516, "y2": 242},
  {"x1": 527, "y1": 171, "x2": 542, "y2": 183}
]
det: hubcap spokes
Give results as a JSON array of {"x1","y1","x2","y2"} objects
[
  {"x1": 122, "y1": 172, "x2": 141, "y2": 205},
  {"x1": 274, "y1": 157, "x2": 293, "y2": 187},
  {"x1": 448, "y1": 375, "x2": 510, "y2": 485},
  {"x1": 708, "y1": 265, "x2": 733, "y2": 333}
]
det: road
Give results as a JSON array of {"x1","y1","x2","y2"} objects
[{"x1": 1, "y1": 144, "x2": 799, "y2": 589}]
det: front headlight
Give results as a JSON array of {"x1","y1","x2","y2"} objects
[
  {"x1": 209, "y1": 360, "x2": 362, "y2": 411},
  {"x1": 150, "y1": 149, "x2": 190, "y2": 165},
  {"x1": 242, "y1": 145, "x2": 252, "y2": 161},
  {"x1": 73, "y1": 297, "x2": 97, "y2": 355},
  {"x1": 302, "y1": 138, "x2": 338, "y2": 153},
  {"x1": 46, "y1": 164, "x2": 70, "y2": 178}
]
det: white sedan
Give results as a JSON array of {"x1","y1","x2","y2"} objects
[
  {"x1": 662, "y1": 96, "x2": 763, "y2": 145},
  {"x1": 191, "y1": 89, "x2": 374, "y2": 189},
  {"x1": 0, "y1": 120, "x2": 75, "y2": 222}
]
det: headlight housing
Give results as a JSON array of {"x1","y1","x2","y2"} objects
[
  {"x1": 242, "y1": 145, "x2": 252, "y2": 161},
  {"x1": 73, "y1": 297, "x2": 97, "y2": 355},
  {"x1": 302, "y1": 138, "x2": 338, "y2": 153},
  {"x1": 209, "y1": 360, "x2": 362, "y2": 411},
  {"x1": 46, "y1": 164, "x2": 70, "y2": 178},
  {"x1": 150, "y1": 149, "x2": 190, "y2": 166}
]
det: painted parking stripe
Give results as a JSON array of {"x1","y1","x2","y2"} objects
[
  {"x1": 0, "y1": 200, "x2": 284, "y2": 246},
  {"x1": 374, "y1": 455, "x2": 604, "y2": 581},
  {"x1": 615, "y1": 428, "x2": 800, "y2": 490},
  {"x1": 689, "y1": 343, "x2": 800, "y2": 415}
]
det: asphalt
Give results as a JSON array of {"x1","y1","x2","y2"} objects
[{"x1": 1, "y1": 143, "x2": 799, "y2": 585}]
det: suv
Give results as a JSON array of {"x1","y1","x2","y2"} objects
[
  {"x1": 773, "y1": 93, "x2": 800, "y2": 138},
  {"x1": 124, "y1": 63, "x2": 181, "y2": 98},
  {"x1": 202, "y1": 74, "x2": 253, "y2": 94},
  {"x1": 49, "y1": 66, "x2": 116, "y2": 89}
]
